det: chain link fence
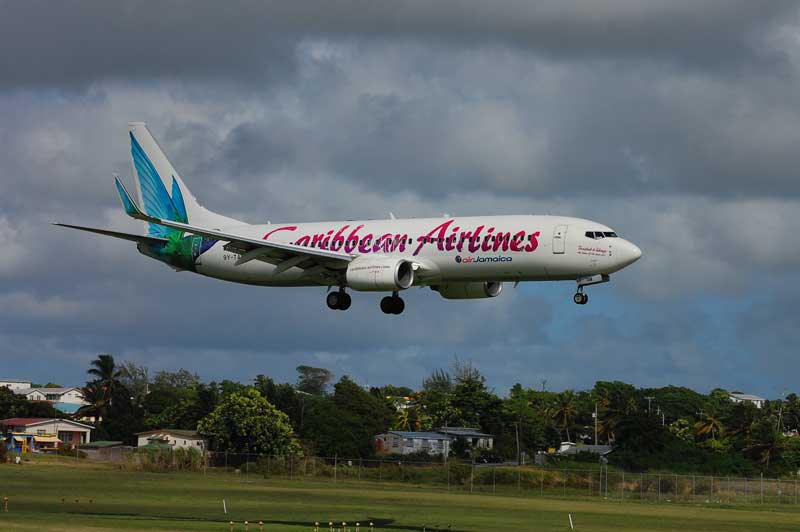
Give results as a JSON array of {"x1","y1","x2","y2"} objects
[{"x1": 77, "y1": 448, "x2": 800, "y2": 506}]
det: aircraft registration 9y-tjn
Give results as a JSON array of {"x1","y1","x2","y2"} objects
[{"x1": 57, "y1": 123, "x2": 641, "y2": 314}]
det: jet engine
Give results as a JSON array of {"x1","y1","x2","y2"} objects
[
  {"x1": 346, "y1": 257, "x2": 415, "y2": 291},
  {"x1": 432, "y1": 281, "x2": 503, "y2": 299}
]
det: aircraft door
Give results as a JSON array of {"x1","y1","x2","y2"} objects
[{"x1": 552, "y1": 224, "x2": 567, "y2": 254}]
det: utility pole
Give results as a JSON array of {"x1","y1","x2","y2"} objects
[
  {"x1": 594, "y1": 403, "x2": 598, "y2": 446},
  {"x1": 645, "y1": 396, "x2": 654, "y2": 414},
  {"x1": 513, "y1": 422, "x2": 521, "y2": 465}
]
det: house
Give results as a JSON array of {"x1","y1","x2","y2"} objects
[
  {"x1": 729, "y1": 393, "x2": 767, "y2": 409},
  {"x1": 0, "y1": 379, "x2": 32, "y2": 392},
  {"x1": 556, "y1": 442, "x2": 614, "y2": 457},
  {"x1": 375, "y1": 431, "x2": 452, "y2": 456},
  {"x1": 434, "y1": 427, "x2": 494, "y2": 450},
  {"x1": 14, "y1": 387, "x2": 86, "y2": 404},
  {"x1": 135, "y1": 429, "x2": 206, "y2": 451},
  {"x1": 1, "y1": 418, "x2": 93, "y2": 452}
]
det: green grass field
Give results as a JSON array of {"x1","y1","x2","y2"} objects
[{"x1": 1, "y1": 457, "x2": 798, "y2": 532}]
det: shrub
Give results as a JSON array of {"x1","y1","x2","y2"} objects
[{"x1": 57, "y1": 444, "x2": 87, "y2": 459}]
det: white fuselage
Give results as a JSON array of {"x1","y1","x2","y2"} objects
[{"x1": 192, "y1": 214, "x2": 641, "y2": 288}]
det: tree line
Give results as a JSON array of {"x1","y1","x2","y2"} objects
[{"x1": 2, "y1": 354, "x2": 799, "y2": 476}]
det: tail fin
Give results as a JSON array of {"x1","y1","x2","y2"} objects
[{"x1": 127, "y1": 122, "x2": 240, "y2": 236}]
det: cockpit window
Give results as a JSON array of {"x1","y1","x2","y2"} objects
[{"x1": 586, "y1": 230, "x2": 619, "y2": 239}]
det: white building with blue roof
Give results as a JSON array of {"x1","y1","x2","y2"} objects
[{"x1": 375, "y1": 430, "x2": 452, "y2": 456}]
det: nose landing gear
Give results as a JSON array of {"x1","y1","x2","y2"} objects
[
  {"x1": 380, "y1": 292, "x2": 405, "y2": 315},
  {"x1": 573, "y1": 274, "x2": 609, "y2": 305},
  {"x1": 326, "y1": 289, "x2": 352, "y2": 311},
  {"x1": 573, "y1": 291, "x2": 588, "y2": 305}
]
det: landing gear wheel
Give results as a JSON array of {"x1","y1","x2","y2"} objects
[
  {"x1": 327, "y1": 292, "x2": 341, "y2": 310},
  {"x1": 380, "y1": 295, "x2": 405, "y2": 315},
  {"x1": 327, "y1": 291, "x2": 352, "y2": 311},
  {"x1": 573, "y1": 293, "x2": 589, "y2": 305}
]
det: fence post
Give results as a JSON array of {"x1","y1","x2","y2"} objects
[
  {"x1": 675, "y1": 474, "x2": 678, "y2": 500},
  {"x1": 778, "y1": 478, "x2": 781, "y2": 504},
  {"x1": 540, "y1": 470, "x2": 544, "y2": 496},
  {"x1": 517, "y1": 466, "x2": 521, "y2": 492},
  {"x1": 470, "y1": 462, "x2": 474, "y2": 493},
  {"x1": 358, "y1": 458, "x2": 362, "y2": 481},
  {"x1": 710, "y1": 476, "x2": 713, "y2": 499},
  {"x1": 657, "y1": 474, "x2": 661, "y2": 502},
  {"x1": 379, "y1": 459, "x2": 382, "y2": 482},
  {"x1": 225, "y1": 451, "x2": 228, "y2": 470},
  {"x1": 761, "y1": 473, "x2": 764, "y2": 504},
  {"x1": 290, "y1": 455, "x2": 293, "y2": 481},
  {"x1": 492, "y1": 466, "x2": 496, "y2": 494},
  {"x1": 446, "y1": 462, "x2": 449, "y2": 490},
  {"x1": 334, "y1": 455, "x2": 338, "y2": 484},
  {"x1": 621, "y1": 471, "x2": 625, "y2": 500},
  {"x1": 563, "y1": 469, "x2": 566, "y2": 497},
  {"x1": 640, "y1": 473, "x2": 643, "y2": 501}
]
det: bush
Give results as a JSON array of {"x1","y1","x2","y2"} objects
[
  {"x1": 135, "y1": 447, "x2": 204, "y2": 472},
  {"x1": 57, "y1": 444, "x2": 87, "y2": 459}
]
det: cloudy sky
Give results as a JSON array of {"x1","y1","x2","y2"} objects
[{"x1": 2, "y1": 1, "x2": 799, "y2": 399}]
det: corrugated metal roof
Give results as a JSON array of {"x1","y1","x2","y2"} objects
[
  {"x1": 136, "y1": 429, "x2": 202, "y2": 439},
  {"x1": 730, "y1": 393, "x2": 766, "y2": 402},
  {"x1": 434, "y1": 427, "x2": 493, "y2": 438},
  {"x1": 388, "y1": 431, "x2": 451, "y2": 440}
]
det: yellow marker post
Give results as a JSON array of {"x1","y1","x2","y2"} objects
[
  {"x1": 370, "y1": 522, "x2": 374, "y2": 532},
  {"x1": 314, "y1": 522, "x2": 319, "y2": 532},
  {"x1": 258, "y1": 520, "x2": 264, "y2": 531},
  {"x1": 356, "y1": 522, "x2": 360, "y2": 532},
  {"x1": 3, "y1": 496, "x2": 8, "y2": 512},
  {"x1": 245, "y1": 520, "x2": 249, "y2": 531},
  {"x1": 229, "y1": 520, "x2": 234, "y2": 532}
]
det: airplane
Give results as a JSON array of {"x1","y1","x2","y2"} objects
[{"x1": 56, "y1": 123, "x2": 642, "y2": 315}]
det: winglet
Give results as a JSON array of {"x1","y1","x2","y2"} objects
[{"x1": 114, "y1": 175, "x2": 148, "y2": 220}]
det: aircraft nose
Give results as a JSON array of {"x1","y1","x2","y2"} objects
[{"x1": 618, "y1": 240, "x2": 642, "y2": 267}]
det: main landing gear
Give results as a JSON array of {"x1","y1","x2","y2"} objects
[
  {"x1": 380, "y1": 292, "x2": 405, "y2": 315},
  {"x1": 326, "y1": 289, "x2": 351, "y2": 311}
]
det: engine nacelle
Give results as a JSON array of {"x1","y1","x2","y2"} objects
[
  {"x1": 432, "y1": 282, "x2": 503, "y2": 299},
  {"x1": 346, "y1": 257, "x2": 415, "y2": 291}
]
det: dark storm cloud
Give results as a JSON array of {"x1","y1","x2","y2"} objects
[
  {"x1": 1, "y1": 1, "x2": 797, "y2": 88},
  {"x1": 2, "y1": 2, "x2": 800, "y2": 396}
]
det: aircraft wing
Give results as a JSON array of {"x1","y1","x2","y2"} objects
[
  {"x1": 113, "y1": 177, "x2": 353, "y2": 280},
  {"x1": 53, "y1": 223, "x2": 169, "y2": 246}
]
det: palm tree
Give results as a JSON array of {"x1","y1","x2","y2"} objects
[
  {"x1": 551, "y1": 391, "x2": 577, "y2": 442},
  {"x1": 88, "y1": 353, "x2": 122, "y2": 392},
  {"x1": 695, "y1": 413, "x2": 724, "y2": 441},
  {"x1": 76, "y1": 354, "x2": 122, "y2": 421}
]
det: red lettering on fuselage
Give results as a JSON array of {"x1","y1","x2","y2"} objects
[{"x1": 274, "y1": 220, "x2": 542, "y2": 257}]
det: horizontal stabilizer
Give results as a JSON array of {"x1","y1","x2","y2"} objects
[{"x1": 53, "y1": 223, "x2": 168, "y2": 245}]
